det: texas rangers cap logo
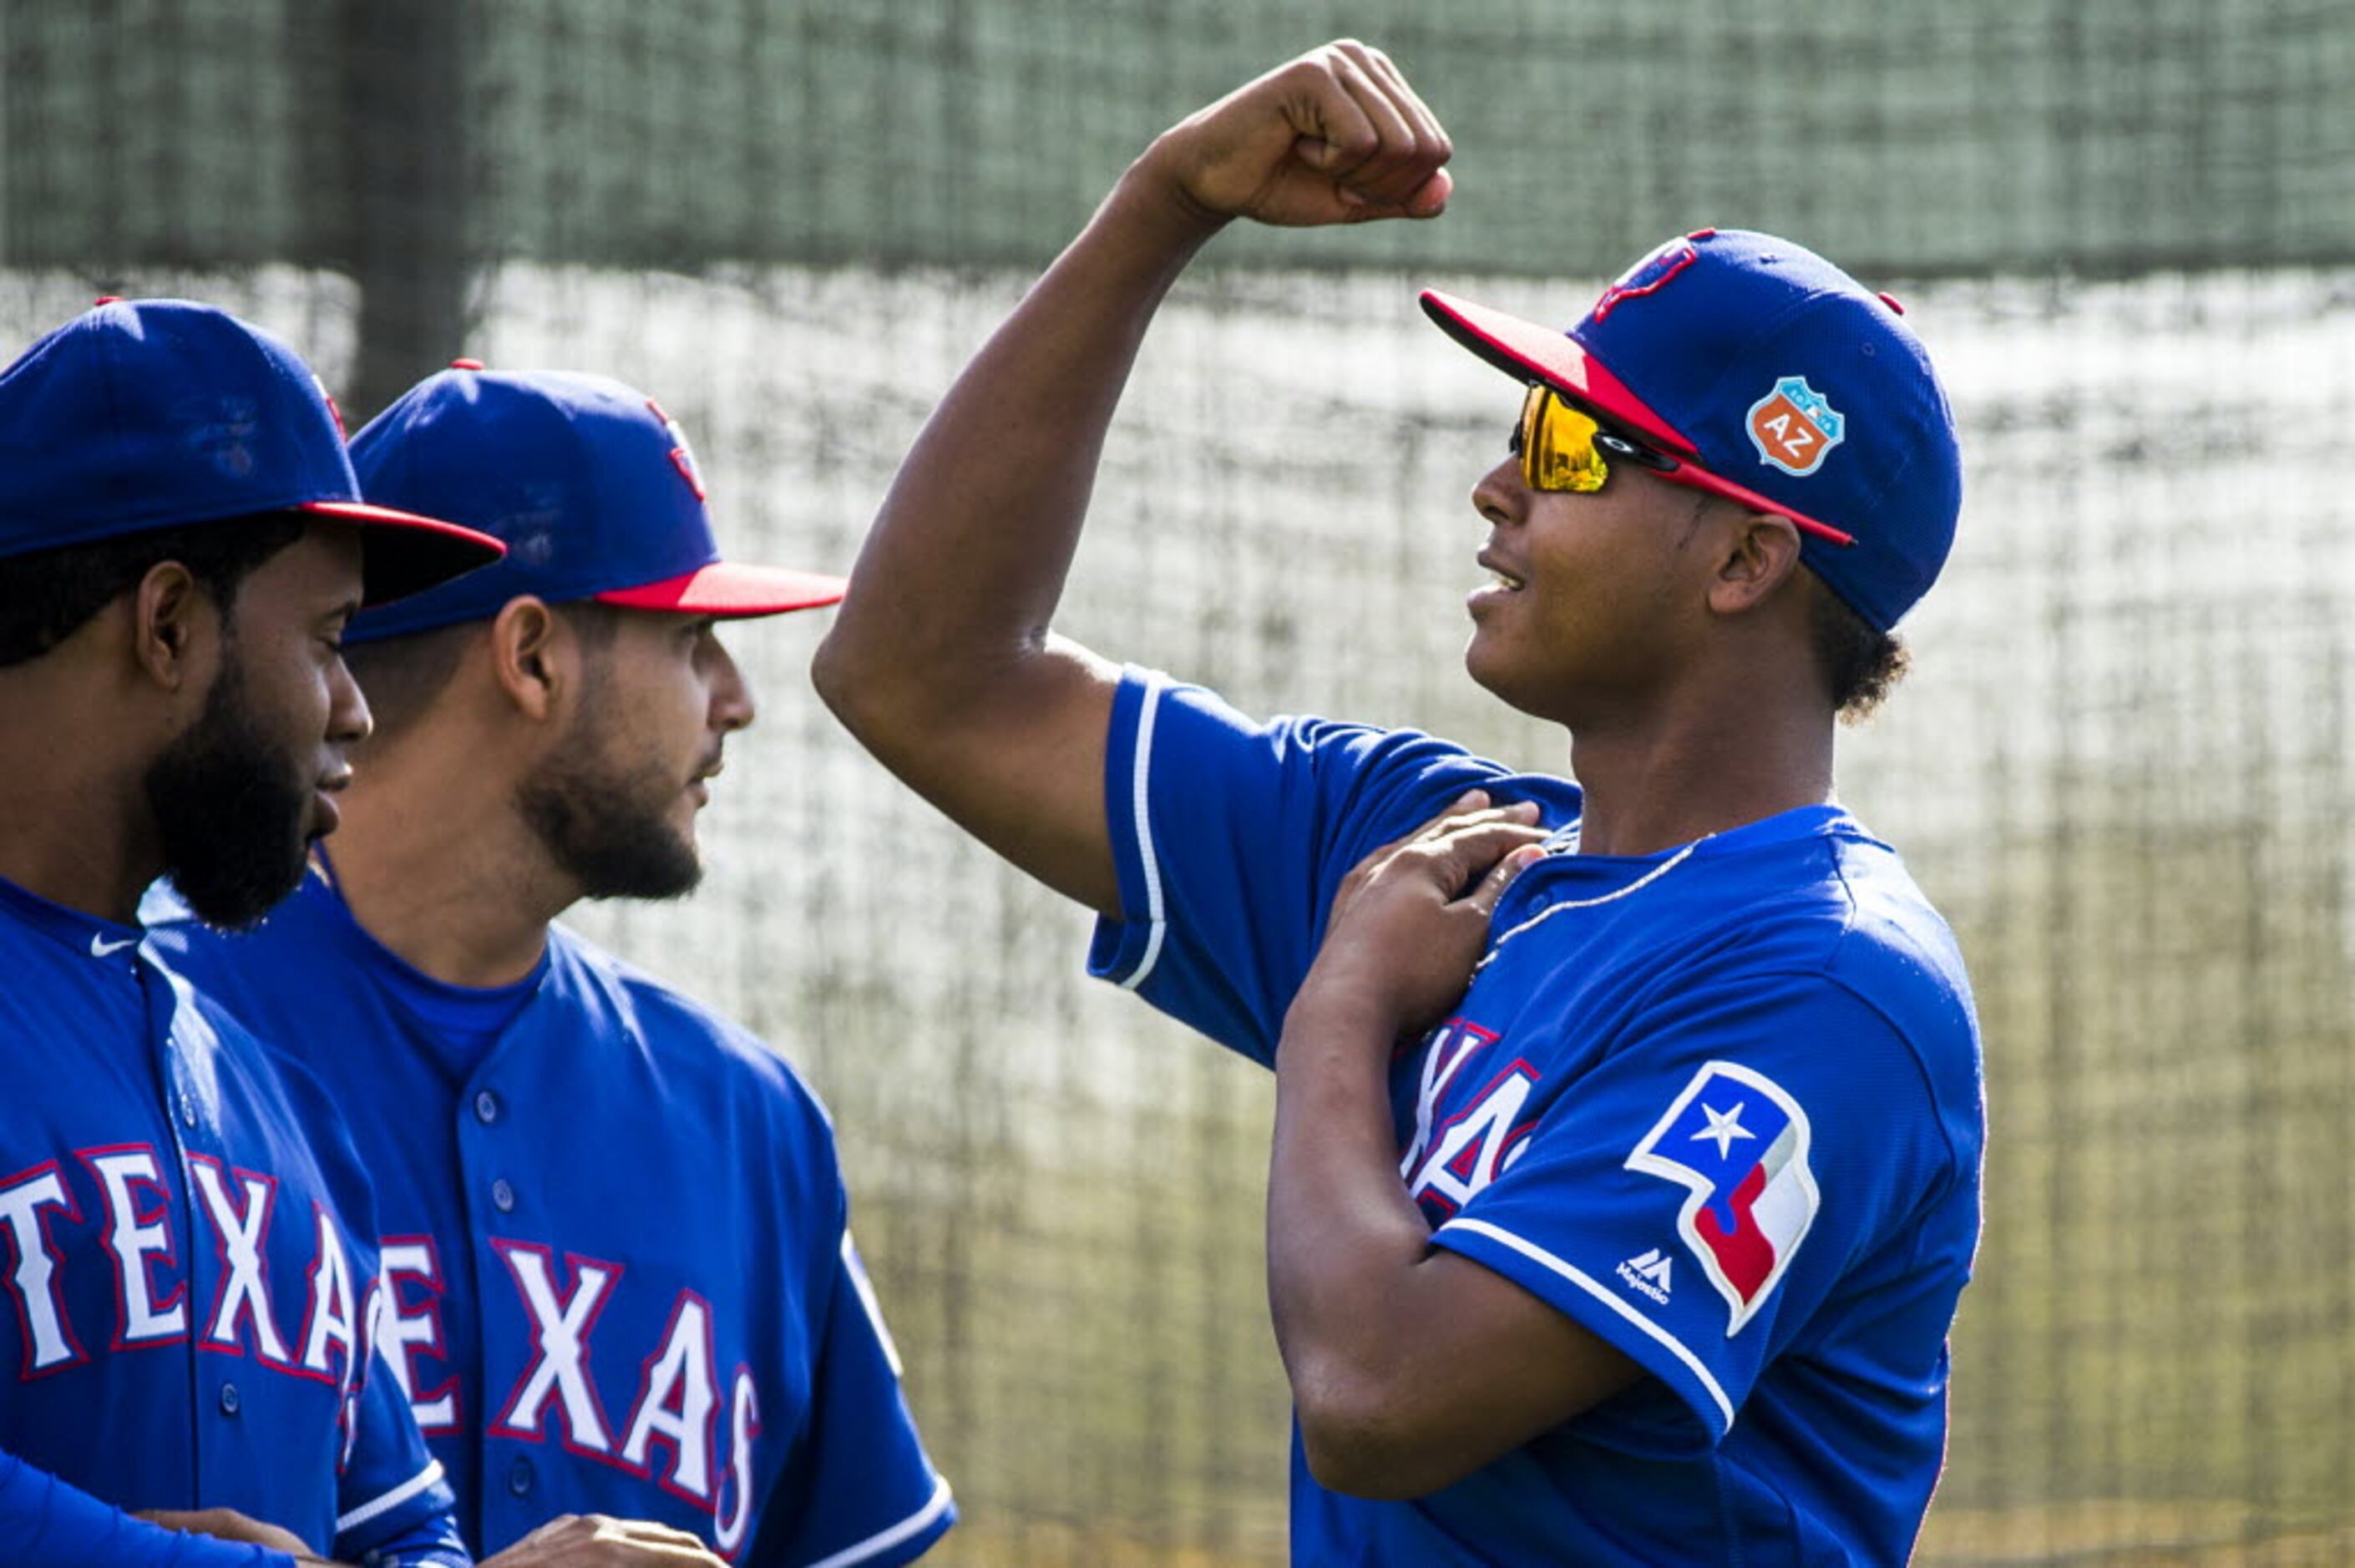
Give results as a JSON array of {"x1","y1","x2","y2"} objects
[
  {"x1": 1624, "y1": 1060, "x2": 1819, "y2": 1335},
  {"x1": 646, "y1": 397, "x2": 707, "y2": 501},
  {"x1": 175, "y1": 394, "x2": 262, "y2": 479},
  {"x1": 1745, "y1": 375, "x2": 1846, "y2": 478},
  {"x1": 1591, "y1": 235, "x2": 1701, "y2": 322}
]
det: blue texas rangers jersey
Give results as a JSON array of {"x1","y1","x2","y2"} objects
[
  {"x1": 1087, "y1": 671, "x2": 1984, "y2": 1566},
  {"x1": 0, "y1": 875, "x2": 458, "y2": 1564},
  {"x1": 149, "y1": 865, "x2": 954, "y2": 1567}
]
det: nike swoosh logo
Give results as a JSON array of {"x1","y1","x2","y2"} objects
[{"x1": 89, "y1": 934, "x2": 136, "y2": 958}]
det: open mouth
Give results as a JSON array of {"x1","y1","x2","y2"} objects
[{"x1": 1487, "y1": 568, "x2": 1527, "y2": 592}]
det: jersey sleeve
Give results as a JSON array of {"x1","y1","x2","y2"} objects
[
  {"x1": 332, "y1": 1332, "x2": 460, "y2": 1560},
  {"x1": 0, "y1": 1449, "x2": 295, "y2": 1568},
  {"x1": 1086, "y1": 668, "x2": 1578, "y2": 1065},
  {"x1": 232, "y1": 1042, "x2": 459, "y2": 1562},
  {"x1": 1429, "y1": 972, "x2": 1962, "y2": 1448},
  {"x1": 348, "y1": 1515, "x2": 471, "y2": 1568},
  {"x1": 747, "y1": 1230, "x2": 954, "y2": 1568}
]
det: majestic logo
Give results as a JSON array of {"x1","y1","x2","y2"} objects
[
  {"x1": 1745, "y1": 375, "x2": 1845, "y2": 477},
  {"x1": 1616, "y1": 1248, "x2": 1674, "y2": 1305},
  {"x1": 646, "y1": 397, "x2": 707, "y2": 500},
  {"x1": 1592, "y1": 236, "x2": 1700, "y2": 322},
  {"x1": 1625, "y1": 1061, "x2": 1819, "y2": 1335}
]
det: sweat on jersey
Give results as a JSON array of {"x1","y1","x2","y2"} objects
[
  {"x1": 1086, "y1": 670, "x2": 1984, "y2": 1567},
  {"x1": 0, "y1": 876, "x2": 460, "y2": 1564},
  {"x1": 149, "y1": 866, "x2": 954, "y2": 1568}
]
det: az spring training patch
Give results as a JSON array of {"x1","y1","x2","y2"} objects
[{"x1": 1745, "y1": 374, "x2": 1845, "y2": 477}]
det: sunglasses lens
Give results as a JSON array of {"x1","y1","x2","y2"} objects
[{"x1": 1517, "y1": 386, "x2": 1610, "y2": 494}]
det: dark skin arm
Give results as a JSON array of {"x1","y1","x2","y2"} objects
[
  {"x1": 1271, "y1": 792, "x2": 1643, "y2": 1498},
  {"x1": 812, "y1": 41, "x2": 1453, "y2": 914},
  {"x1": 139, "y1": 1506, "x2": 724, "y2": 1565},
  {"x1": 821, "y1": 43, "x2": 1624, "y2": 1501}
]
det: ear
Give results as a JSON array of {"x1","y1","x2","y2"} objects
[
  {"x1": 1704, "y1": 510, "x2": 1806, "y2": 618},
  {"x1": 130, "y1": 562, "x2": 220, "y2": 693},
  {"x1": 489, "y1": 596, "x2": 570, "y2": 722}
]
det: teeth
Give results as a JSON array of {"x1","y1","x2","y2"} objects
[{"x1": 1491, "y1": 570, "x2": 1525, "y2": 590}]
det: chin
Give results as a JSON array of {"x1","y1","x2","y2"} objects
[
  {"x1": 1463, "y1": 638, "x2": 1575, "y2": 728},
  {"x1": 1462, "y1": 634, "x2": 1524, "y2": 708}
]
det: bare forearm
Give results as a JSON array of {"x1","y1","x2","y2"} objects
[
  {"x1": 812, "y1": 164, "x2": 1225, "y2": 913},
  {"x1": 1267, "y1": 990, "x2": 1456, "y2": 1493},
  {"x1": 815, "y1": 44, "x2": 1452, "y2": 913}
]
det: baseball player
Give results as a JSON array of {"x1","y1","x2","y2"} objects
[
  {"x1": 0, "y1": 298, "x2": 504, "y2": 1565},
  {"x1": 813, "y1": 43, "x2": 1983, "y2": 1565},
  {"x1": 150, "y1": 367, "x2": 955, "y2": 1566}
]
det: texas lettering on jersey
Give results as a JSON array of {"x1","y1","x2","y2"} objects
[
  {"x1": 1399, "y1": 1016, "x2": 1542, "y2": 1222},
  {"x1": 0, "y1": 1142, "x2": 377, "y2": 1446},
  {"x1": 378, "y1": 1235, "x2": 763, "y2": 1555}
]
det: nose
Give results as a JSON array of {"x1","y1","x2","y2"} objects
[
  {"x1": 328, "y1": 651, "x2": 373, "y2": 748},
  {"x1": 705, "y1": 630, "x2": 757, "y2": 736},
  {"x1": 1471, "y1": 455, "x2": 1525, "y2": 529}
]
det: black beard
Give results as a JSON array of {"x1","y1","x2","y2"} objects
[
  {"x1": 515, "y1": 714, "x2": 701, "y2": 902},
  {"x1": 143, "y1": 651, "x2": 314, "y2": 929}
]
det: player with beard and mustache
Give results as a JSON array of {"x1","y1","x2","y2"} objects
[
  {"x1": 0, "y1": 299, "x2": 513, "y2": 1565},
  {"x1": 0, "y1": 306, "x2": 747, "y2": 1568},
  {"x1": 149, "y1": 366, "x2": 955, "y2": 1568}
]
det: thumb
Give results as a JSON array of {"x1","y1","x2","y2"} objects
[{"x1": 1460, "y1": 842, "x2": 1545, "y2": 921}]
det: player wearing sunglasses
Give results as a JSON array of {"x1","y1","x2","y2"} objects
[{"x1": 816, "y1": 41, "x2": 1979, "y2": 1566}]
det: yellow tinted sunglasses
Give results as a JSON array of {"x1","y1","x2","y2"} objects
[{"x1": 1507, "y1": 383, "x2": 1856, "y2": 547}]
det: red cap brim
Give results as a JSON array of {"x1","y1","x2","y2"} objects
[
  {"x1": 300, "y1": 500, "x2": 507, "y2": 607},
  {"x1": 1418, "y1": 290, "x2": 1698, "y2": 457},
  {"x1": 594, "y1": 562, "x2": 848, "y2": 617}
]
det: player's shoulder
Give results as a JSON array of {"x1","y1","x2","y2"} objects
[
  {"x1": 1664, "y1": 809, "x2": 1978, "y2": 1098},
  {"x1": 145, "y1": 951, "x2": 383, "y2": 1205},
  {"x1": 547, "y1": 923, "x2": 836, "y2": 1130},
  {"x1": 1131, "y1": 667, "x2": 1584, "y2": 822},
  {"x1": 1775, "y1": 820, "x2": 1983, "y2": 1158},
  {"x1": 1813, "y1": 825, "x2": 1974, "y2": 1025},
  {"x1": 1679, "y1": 809, "x2": 1968, "y2": 993}
]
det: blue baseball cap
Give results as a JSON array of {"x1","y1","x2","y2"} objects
[
  {"x1": 0, "y1": 298, "x2": 504, "y2": 604},
  {"x1": 1421, "y1": 228, "x2": 1961, "y2": 630},
  {"x1": 344, "y1": 365, "x2": 847, "y2": 643}
]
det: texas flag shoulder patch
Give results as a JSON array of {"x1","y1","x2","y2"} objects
[{"x1": 1624, "y1": 1060, "x2": 1820, "y2": 1336}]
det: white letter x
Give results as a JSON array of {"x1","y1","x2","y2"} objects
[{"x1": 491, "y1": 1244, "x2": 617, "y2": 1453}]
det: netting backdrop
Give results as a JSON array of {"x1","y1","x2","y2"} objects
[{"x1": 9, "y1": 3, "x2": 2355, "y2": 1562}]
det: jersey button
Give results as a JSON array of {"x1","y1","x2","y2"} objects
[
  {"x1": 474, "y1": 1090, "x2": 501, "y2": 1125},
  {"x1": 491, "y1": 1177, "x2": 516, "y2": 1213},
  {"x1": 179, "y1": 1094, "x2": 198, "y2": 1130},
  {"x1": 217, "y1": 1382, "x2": 241, "y2": 1416},
  {"x1": 507, "y1": 1455, "x2": 534, "y2": 1496}
]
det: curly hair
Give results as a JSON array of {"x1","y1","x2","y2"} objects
[{"x1": 1810, "y1": 574, "x2": 1910, "y2": 723}]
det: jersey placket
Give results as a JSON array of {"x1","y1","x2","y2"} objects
[
  {"x1": 462, "y1": 1026, "x2": 549, "y2": 1549},
  {"x1": 137, "y1": 957, "x2": 230, "y2": 1509}
]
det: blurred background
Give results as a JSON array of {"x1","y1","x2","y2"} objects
[{"x1": 8, "y1": 1, "x2": 2354, "y2": 1561}]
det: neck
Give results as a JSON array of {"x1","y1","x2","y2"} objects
[
  {"x1": 1562, "y1": 676, "x2": 1836, "y2": 859},
  {"x1": 0, "y1": 693, "x2": 160, "y2": 925},
  {"x1": 322, "y1": 736, "x2": 575, "y2": 987}
]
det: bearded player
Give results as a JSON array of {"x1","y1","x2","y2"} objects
[
  {"x1": 814, "y1": 43, "x2": 1983, "y2": 1565},
  {"x1": 151, "y1": 365, "x2": 954, "y2": 1568},
  {"x1": 0, "y1": 298, "x2": 505, "y2": 1565}
]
